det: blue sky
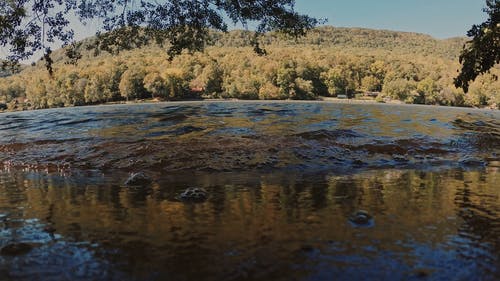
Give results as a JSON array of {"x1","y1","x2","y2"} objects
[
  {"x1": 0, "y1": 1, "x2": 489, "y2": 60},
  {"x1": 294, "y1": 0, "x2": 487, "y2": 38},
  {"x1": 68, "y1": 1, "x2": 487, "y2": 40}
]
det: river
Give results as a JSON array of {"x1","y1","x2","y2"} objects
[{"x1": 0, "y1": 101, "x2": 499, "y2": 280}]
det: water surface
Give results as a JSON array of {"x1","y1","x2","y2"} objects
[{"x1": 0, "y1": 101, "x2": 499, "y2": 280}]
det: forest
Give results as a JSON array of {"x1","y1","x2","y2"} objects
[{"x1": 0, "y1": 26, "x2": 499, "y2": 111}]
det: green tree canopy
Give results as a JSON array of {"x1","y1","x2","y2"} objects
[
  {"x1": 455, "y1": 0, "x2": 499, "y2": 92},
  {"x1": 0, "y1": 0, "x2": 320, "y2": 71}
]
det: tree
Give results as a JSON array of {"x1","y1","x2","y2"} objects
[
  {"x1": 258, "y1": 81, "x2": 282, "y2": 99},
  {"x1": 119, "y1": 68, "x2": 147, "y2": 101},
  {"x1": 292, "y1": 77, "x2": 315, "y2": 99},
  {"x1": 276, "y1": 60, "x2": 298, "y2": 97},
  {"x1": 361, "y1": 75, "x2": 381, "y2": 92},
  {"x1": 143, "y1": 72, "x2": 166, "y2": 98},
  {"x1": 417, "y1": 77, "x2": 442, "y2": 104},
  {"x1": 26, "y1": 77, "x2": 49, "y2": 109},
  {"x1": 84, "y1": 69, "x2": 114, "y2": 103},
  {"x1": 0, "y1": 78, "x2": 23, "y2": 103},
  {"x1": 161, "y1": 68, "x2": 187, "y2": 99},
  {"x1": 2, "y1": 26, "x2": 499, "y2": 109},
  {"x1": 0, "y1": 0, "x2": 320, "y2": 71},
  {"x1": 455, "y1": 0, "x2": 499, "y2": 92},
  {"x1": 223, "y1": 69, "x2": 260, "y2": 99},
  {"x1": 189, "y1": 58, "x2": 223, "y2": 96},
  {"x1": 381, "y1": 78, "x2": 417, "y2": 103},
  {"x1": 321, "y1": 67, "x2": 355, "y2": 97}
]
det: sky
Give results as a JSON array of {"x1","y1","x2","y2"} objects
[
  {"x1": 294, "y1": 0, "x2": 488, "y2": 39},
  {"x1": 0, "y1": 1, "x2": 490, "y2": 61},
  {"x1": 64, "y1": 0, "x2": 490, "y2": 41}
]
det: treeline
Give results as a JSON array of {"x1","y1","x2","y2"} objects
[
  {"x1": 0, "y1": 61, "x2": 24, "y2": 78},
  {"x1": 210, "y1": 27, "x2": 467, "y2": 59},
  {"x1": 0, "y1": 27, "x2": 498, "y2": 111}
]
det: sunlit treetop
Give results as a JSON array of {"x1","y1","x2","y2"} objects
[
  {"x1": 455, "y1": 0, "x2": 499, "y2": 92},
  {"x1": 0, "y1": 0, "x2": 321, "y2": 73}
]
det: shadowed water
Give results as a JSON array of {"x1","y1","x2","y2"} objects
[{"x1": 0, "y1": 101, "x2": 499, "y2": 280}]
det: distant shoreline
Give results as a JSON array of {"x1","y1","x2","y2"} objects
[
  {"x1": 1, "y1": 97, "x2": 498, "y2": 114},
  {"x1": 2, "y1": 26, "x2": 497, "y2": 112}
]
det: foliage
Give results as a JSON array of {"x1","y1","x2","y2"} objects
[
  {"x1": 143, "y1": 72, "x2": 166, "y2": 99},
  {"x1": 322, "y1": 67, "x2": 356, "y2": 97},
  {"x1": 1, "y1": 27, "x2": 499, "y2": 111},
  {"x1": 380, "y1": 79, "x2": 417, "y2": 104},
  {"x1": 361, "y1": 76, "x2": 381, "y2": 92},
  {"x1": 417, "y1": 77, "x2": 442, "y2": 105},
  {"x1": 0, "y1": 0, "x2": 319, "y2": 71},
  {"x1": 455, "y1": 0, "x2": 500, "y2": 92},
  {"x1": 119, "y1": 67, "x2": 147, "y2": 101}
]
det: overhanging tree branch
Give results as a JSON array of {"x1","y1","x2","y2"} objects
[
  {"x1": 455, "y1": 0, "x2": 499, "y2": 93},
  {"x1": 1, "y1": 0, "x2": 321, "y2": 72}
]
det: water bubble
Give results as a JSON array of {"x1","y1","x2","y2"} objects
[
  {"x1": 124, "y1": 172, "x2": 153, "y2": 186},
  {"x1": 348, "y1": 210, "x2": 374, "y2": 227},
  {"x1": 178, "y1": 187, "x2": 208, "y2": 203}
]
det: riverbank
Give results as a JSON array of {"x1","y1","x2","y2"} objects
[{"x1": 1, "y1": 96, "x2": 498, "y2": 114}]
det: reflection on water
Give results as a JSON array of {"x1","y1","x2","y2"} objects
[
  {"x1": 0, "y1": 168, "x2": 499, "y2": 280},
  {"x1": 0, "y1": 102, "x2": 499, "y2": 280}
]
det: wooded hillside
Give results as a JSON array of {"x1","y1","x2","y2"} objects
[{"x1": 0, "y1": 26, "x2": 498, "y2": 111}]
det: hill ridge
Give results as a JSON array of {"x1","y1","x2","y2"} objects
[{"x1": 1, "y1": 26, "x2": 497, "y2": 111}]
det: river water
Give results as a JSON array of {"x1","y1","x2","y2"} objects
[{"x1": 0, "y1": 101, "x2": 499, "y2": 280}]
